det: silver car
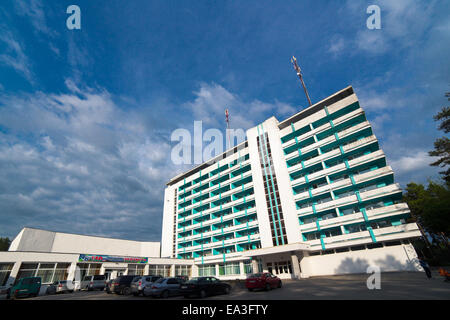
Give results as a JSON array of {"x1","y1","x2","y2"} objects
[
  {"x1": 80, "y1": 275, "x2": 106, "y2": 291},
  {"x1": 131, "y1": 275, "x2": 162, "y2": 296},
  {"x1": 143, "y1": 277, "x2": 184, "y2": 298},
  {"x1": 46, "y1": 280, "x2": 74, "y2": 294}
]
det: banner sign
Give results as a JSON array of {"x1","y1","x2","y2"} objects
[{"x1": 78, "y1": 254, "x2": 148, "y2": 264}]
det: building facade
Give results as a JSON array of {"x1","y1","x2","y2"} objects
[
  {"x1": 0, "y1": 86, "x2": 424, "y2": 289},
  {"x1": 161, "y1": 86, "x2": 423, "y2": 279},
  {"x1": 0, "y1": 228, "x2": 194, "y2": 292}
]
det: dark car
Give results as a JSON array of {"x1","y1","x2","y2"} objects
[
  {"x1": 245, "y1": 273, "x2": 282, "y2": 291},
  {"x1": 110, "y1": 275, "x2": 136, "y2": 295},
  {"x1": 7, "y1": 277, "x2": 41, "y2": 299},
  {"x1": 180, "y1": 276, "x2": 231, "y2": 298},
  {"x1": 174, "y1": 275, "x2": 189, "y2": 283}
]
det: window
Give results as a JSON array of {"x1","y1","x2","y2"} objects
[
  {"x1": 77, "y1": 263, "x2": 101, "y2": 280},
  {"x1": 367, "y1": 243, "x2": 383, "y2": 249},
  {"x1": 340, "y1": 207, "x2": 358, "y2": 216},
  {"x1": 0, "y1": 263, "x2": 13, "y2": 286},
  {"x1": 198, "y1": 264, "x2": 216, "y2": 276},
  {"x1": 18, "y1": 262, "x2": 70, "y2": 284},
  {"x1": 53, "y1": 263, "x2": 70, "y2": 282},
  {"x1": 16, "y1": 263, "x2": 38, "y2": 280},
  {"x1": 127, "y1": 264, "x2": 145, "y2": 276},
  {"x1": 346, "y1": 224, "x2": 367, "y2": 233},
  {"x1": 244, "y1": 261, "x2": 253, "y2": 274},
  {"x1": 219, "y1": 262, "x2": 240, "y2": 276},
  {"x1": 385, "y1": 241, "x2": 402, "y2": 247},
  {"x1": 175, "y1": 265, "x2": 192, "y2": 277},
  {"x1": 370, "y1": 220, "x2": 392, "y2": 229},
  {"x1": 148, "y1": 265, "x2": 171, "y2": 277}
]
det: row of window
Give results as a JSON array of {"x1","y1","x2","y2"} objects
[
  {"x1": 197, "y1": 261, "x2": 254, "y2": 276},
  {"x1": 178, "y1": 227, "x2": 260, "y2": 248},
  {"x1": 308, "y1": 239, "x2": 411, "y2": 256},
  {"x1": 179, "y1": 241, "x2": 262, "y2": 259},
  {"x1": 177, "y1": 201, "x2": 257, "y2": 230},
  {"x1": 178, "y1": 154, "x2": 251, "y2": 194},
  {"x1": 281, "y1": 101, "x2": 361, "y2": 148},
  {"x1": 302, "y1": 217, "x2": 407, "y2": 241}
]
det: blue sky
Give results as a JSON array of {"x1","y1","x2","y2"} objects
[{"x1": 0, "y1": 0, "x2": 449, "y2": 241}]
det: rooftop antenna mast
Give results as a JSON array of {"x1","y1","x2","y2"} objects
[
  {"x1": 291, "y1": 56, "x2": 312, "y2": 106},
  {"x1": 225, "y1": 108, "x2": 232, "y2": 149}
]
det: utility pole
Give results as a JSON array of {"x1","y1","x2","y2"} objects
[
  {"x1": 225, "y1": 109, "x2": 231, "y2": 149},
  {"x1": 291, "y1": 56, "x2": 312, "y2": 106}
]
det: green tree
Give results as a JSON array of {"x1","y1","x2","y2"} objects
[
  {"x1": 403, "y1": 181, "x2": 450, "y2": 241},
  {"x1": 0, "y1": 237, "x2": 11, "y2": 251},
  {"x1": 429, "y1": 93, "x2": 450, "y2": 184}
]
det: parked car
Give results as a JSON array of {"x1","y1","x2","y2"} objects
[
  {"x1": 80, "y1": 275, "x2": 107, "y2": 291},
  {"x1": 6, "y1": 277, "x2": 41, "y2": 299},
  {"x1": 110, "y1": 275, "x2": 136, "y2": 295},
  {"x1": 143, "y1": 277, "x2": 184, "y2": 298},
  {"x1": 46, "y1": 280, "x2": 74, "y2": 294},
  {"x1": 131, "y1": 275, "x2": 162, "y2": 296},
  {"x1": 175, "y1": 275, "x2": 189, "y2": 283},
  {"x1": 180, "y1": 277, "x2": 231, "y2": 298},
  {"x1": 245, "y1": 273, "x2": 282, "y2": 291}
]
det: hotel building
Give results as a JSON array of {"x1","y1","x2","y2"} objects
[
  {"x1": 0, "y1": 86, "x2": 424, "y2": 292},
  {"x1": 161, "y1": 86, "x2": 422, "y2": 279}
]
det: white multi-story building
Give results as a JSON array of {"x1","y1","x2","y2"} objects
[
  {"x1": 161, "y1": 86, "x2": 423, "y2": 279},
  {"x1": 0, "y1": 86, "x2": 424, "y2": 291}
]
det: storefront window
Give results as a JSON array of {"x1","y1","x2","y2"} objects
[
  {"x1": 219, "y1": 262, "x2": 240, "y2": 275},
  {"x1": 244, "y1": 261, "x2": 253, "y2": 274},
  {"x1": 148, "y1": 265, "x2": 171, "y2": 277},
  {"x1": 198, "y1": 264, "x2": 215, "y2": 276},
  {"x1": 0, "y1": 263, "x2": 14, "y2": 286},
  {"x1": 128, "y1": 264, "x2": 145, "y2": 276},
  {"x1": 53, "y1": 263, "x2": 70, "y2": 281},
  {"x1": 16, "y1": 263, "x2": 38, "y2": 281},
  {"x1": 77, "y1": 263, "x2": 101, "y2": 279},
  {"x1": 175, "y1": 265, "x2": 191, "y2": 277}
]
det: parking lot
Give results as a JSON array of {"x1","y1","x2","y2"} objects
[{"x1": 1, "y1": 271, "x2": 447, "y2": 300}]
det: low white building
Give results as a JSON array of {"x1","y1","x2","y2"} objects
[{"x1": 0, "y1": 227, "x2": 194, "y2": 292}]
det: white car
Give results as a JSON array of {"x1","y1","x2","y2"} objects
[
  {"x1": 80, "y1": 275, "x2": 107, "y2": 291},
  {"x1": 130, "y1": 275, "x2": 162, "y2": 296}
]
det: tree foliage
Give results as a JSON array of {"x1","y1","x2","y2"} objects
[
  {"x1": 429, "y1": 93, "x2": 450, "y2": 184},
  {"x1": 0, "y1": 237, "x2": 11, "y2": 251},
  {"x1": 403, "y1": 181, "x2": 450, "y2": 237}
]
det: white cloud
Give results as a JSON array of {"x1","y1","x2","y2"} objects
[
  {"x1": 0, "y1": 81, "x2": 175, "y2": 240},
  {"x1": 389, "y1": 150, "x2": 433, "y2": 175},
  {"x1": 344, "y1": 0, "x2": 439, "y2": 54},
  {"x1": 186, "y1": 82, "x2": 298, "y2": 130},
  {"x1": 0, "y1": 30, "x2": 34, "y2": 83},
  {"x1": 14, "y1": 0, "x2": 57, "y2": 37}
]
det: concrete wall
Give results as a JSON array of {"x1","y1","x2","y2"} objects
[
  {"x1": 300, "y1": 244, "x2": 422, "y2": 277},
  {"x1": 10, "y1": 228, "x2": 160, "y2": 258},
  {"x1": 13, "y1": 228, "x2": 56, "y2": 252}
]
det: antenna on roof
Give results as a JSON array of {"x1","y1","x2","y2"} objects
[
  {"x1": 291, "y1": 56, "x2": 312, "y2": 107},
  {"x1": 225, "y1": 108, "x2": 232, "y2": 149}
]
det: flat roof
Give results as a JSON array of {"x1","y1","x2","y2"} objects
[{"x1": 19, "y1": 227, "x2": 160, "y2": 244}]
